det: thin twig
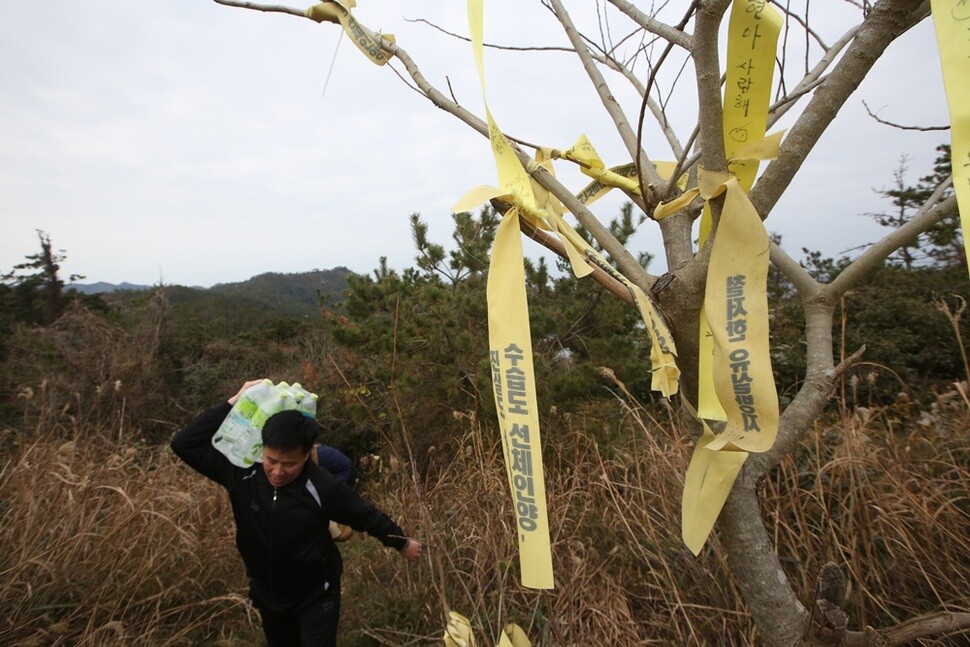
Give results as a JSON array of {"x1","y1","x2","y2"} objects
[
  {"x1": 604, "y1": 0, "x2": 693, "y2": 50},
  {"x1": 404, "y1": 17, "x2": 572, "y2": 52},
  {"x1": 548, "y1": 0, "x2": 666, "y2": 206},
  {"x1": 862, "y1": 100, "x2": 950, "y2": 131},
  {"x1": 636, "y1": 2, "x2": 698, "y2": 210}
]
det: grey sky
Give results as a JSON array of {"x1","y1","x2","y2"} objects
[{"x1": 0, "y1": 1, "x2": 952, "y2": 287}]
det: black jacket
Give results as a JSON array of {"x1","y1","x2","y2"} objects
[{"x1": 171, "y1": 402, "x2": 408, "y2": 611}]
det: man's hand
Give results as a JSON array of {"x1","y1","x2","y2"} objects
[
  {"x1": 228, "y1": 379, "x2": 266, "y2": 406},
  {"x1": 401, "y1": 539, "x2": 423, "y2": 562}
]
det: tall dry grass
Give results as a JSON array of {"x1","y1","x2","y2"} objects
[
  {"x1": 352, "y1": 384, "x2": 969, "y2": 645},
  {"x1": 1, "y1": 384, "x2": 967, "y2": 645},
  {"x1": 0, "y1": 424, "x2": 258, "y2": 646}
]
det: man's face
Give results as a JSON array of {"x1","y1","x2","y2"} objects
[{"x1": 262, "y1": 446, "x2": 309, "y2": 488}]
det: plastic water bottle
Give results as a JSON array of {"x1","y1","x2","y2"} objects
[
  {"x1": 212, "y1": 379, "x2": 274, "y2": 467},
  {"x1": 251, "y1": 391, "x2": 288, "y2": 431},
  {"x1": 289, "y1": 382, "x2": 319, "y2": 417},
  {"x1": 300, "y1": 392, "x2": 319, "y2": 418}
]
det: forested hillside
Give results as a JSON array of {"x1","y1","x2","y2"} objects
[{"x1": 207, "y1": 268, "x2": 352, "y2": 317}]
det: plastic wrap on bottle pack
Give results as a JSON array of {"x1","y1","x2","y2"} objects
[{"x1": 212, "y1": 380, "x2": 319, "y2": 467}]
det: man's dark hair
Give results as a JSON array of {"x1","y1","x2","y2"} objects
[{"x1": 262, "y1": 410, "x2": 318, "y2": 452}]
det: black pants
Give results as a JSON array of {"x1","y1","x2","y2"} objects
[{"x1": 257, "y1": 585, "x2": 341, "y2": 647}]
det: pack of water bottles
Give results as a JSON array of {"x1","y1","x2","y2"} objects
[{"x1": 211, "y1": 379, "x2": 319, "y2": 467}]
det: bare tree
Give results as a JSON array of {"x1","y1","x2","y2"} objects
[{"x1": 210, "y1": 1, "x2": 966, "y2": 644}]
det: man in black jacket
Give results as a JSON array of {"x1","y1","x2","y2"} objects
[{"x1": 171, "y1": 380, "x2": 422, "y2": 646}]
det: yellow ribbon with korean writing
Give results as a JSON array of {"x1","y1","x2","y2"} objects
[
  {"x1": 457, "y1": 159, "x2": 681, "y2": 399},
  {"x1": 695, "y1": 0, "x2": 782, "y2": 424},
  {"x1": 654, "y1": 152, "x2": 784, "y2": 564},
  {"x1": 673, "y1": 0, "x2": 783, "y2": 554},
  {"x1": 679, "y1": 163, "x2": 781, "y2": 555},
  {"x1": 930, "y1": 1, "x2": 970, "y2": 276},
  {"x1": 305, "y1": 0, "x2": 395, "y2": 66},
  {"x1": 463, "y1": 0, "x2": 553, "y2": 590},
  {"x1": 458, "y1": 2, "x2": 683, "y2": 576}
]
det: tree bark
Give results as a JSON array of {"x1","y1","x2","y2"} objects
[{"x1": 719, "y1": 481, "x2": 810, "y2": 645}]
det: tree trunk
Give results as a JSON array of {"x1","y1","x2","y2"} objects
[{"x1": 719, "y1": 480, "x2": 809, "y2": 645}]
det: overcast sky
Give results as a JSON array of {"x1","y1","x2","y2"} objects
[{"x1": 0, "y1": 1, "x2": 952, "y2": 287}]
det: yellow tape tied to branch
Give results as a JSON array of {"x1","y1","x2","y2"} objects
[
  {"x1": 695, "y1": 0, "x2": 782, "y2": 423},
  {"x1": 531, "y1": 138, "x2": 681, "y2": 397},
  {"x1": 305, "y1": 0, "x2": 394, "y2": 66},
  {"x1": 461, "y1": 0, "x2": 553, "y2": 590},
  {"x1": 552, "y1": 135, "x2": 686, "y2": 207},
  {"x1": 930, "y1": 1, "x2": 970, "y2": 276},
  {"x1": 455, "y1": 2, "x2": 686, "y2": 586},
  {"x1": 676, "y1": 0, "x2": 783, "y2": 555}
]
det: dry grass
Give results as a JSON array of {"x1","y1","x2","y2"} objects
[
  {"x1": 0, "y1": 426, "x2": 259, "y2": 646},
  {"x1": 1, "y1": 387, "x2": 967, "y2": 645},
  {"x1": 353, "y1": 389, "x2": 969, "y2": 645}
]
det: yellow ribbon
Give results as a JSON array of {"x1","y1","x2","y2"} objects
[
  {"x1": 680, "y1": 158, "x2": 781, "y2": 555},
  {"x1": 543, "y1": 136, "x2": 686, "y2": 208},
  {"x1": 305, "y1": 1, "x2": 395, "y2": 66},
  {"x1": 537, "y1": 189, "x2": 681, "y2": 397},
  {"x1": 930, "y1": 0, "x2": 970, "y2": 275},
  {"x1": 541, "y1": 136, "x2": 682, "y2": 395},
  {"x1": 498, "y1": 623, "x2": 531, "y2": 647},
  {"x1": 561, "y1": 134, "x2": 643, "y2": 195},
  {"x1": 456, "y1": 156, "x2": 682, "y2": 399},
  {"x1": 697, "y1": 0, "x2": 783, "y2": 423},
  {"x1": 680, "y1": 0, "x2": 783, "y2": 555},
  {"x1": 464, "y1": 0, "x2": 553, "y2": 590},
  {"x1": 458, "y1": 3, "x2": 685, "y2": 576},
  {"x1": 654, "y1": 132, "x2": 784, "y2": 221},
  {"x1": 443, "y1": 610, "x2": 476, "y2": 647},
  {"x1": 443, "y1": 611, "x2": 532, "y2": 647}
]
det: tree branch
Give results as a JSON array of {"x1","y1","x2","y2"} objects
[
  {"x1": 767, "y1": 22, "x2": 862, "y2": 129},
  {"x1": 718, "y1": 481, "x2": 810, "y2": 645},
  {"x1": 802, "y1": 563, "x2": 850, "y2": 646},
  {"x1": 212, "y1": 0, "x2": 306, "y2": 19},
  {"x1": 872, "y1": 610, "x2": 970, "y2": 646},
  {"x1": 769, "y1": 0, "x2": 831, "y2": 50},
  {"x1": 515, "y1": 213, "x2": 636, "y2": 308},
  {"x1": 750, "y1": 0, "x2": 926, "y2": 220},
  {"x1": 801, "y1": 566, "x2": 970, "y2": 646},
  {"x1": 827, "y1": 187, "x2": 955, "y2": 298},
  {"x1": 590, "y1": 39, "x2": 687, "y2": 161},
  {"x1": 693, "y1": 0, "x2": 731, "y2": 175},
  {"x1": 861, "y1": 99, "x2": 950, "y2": 131},
  {"x1": 385, "y1": 40, "x2": 656, "y2": 286},
  {"x1": 770, "y1": 241, "x2": 821, "y2": 299},
  {"x1": 404, "y1": 17, "x2": 572, "y2": 53},
  {"x1": 408, "y1": 15, "x2": 689, "y2": 165},
  {"x1": 603, "y1": 0, "x2": 693, "y2": 51},
  {"x1": 533, "y1": 165, "x2": 659, "y2": 286},
  {"x1": 546, "y1": 0, "x2": 666, "y2": 204},
  {"x1": 212, "y1": 0, "x2": 657, "y2": 287}
]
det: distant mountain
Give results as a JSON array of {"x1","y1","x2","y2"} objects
[
  {"x1": 209, "y1": 268, "x2": 352, "y2": 317},
  {"x1": 69, "y1": 268, "x2": 353, "y2": 318},
  {"x1": 69, "y1": 281, "x2": 153, "y2": 294}
]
